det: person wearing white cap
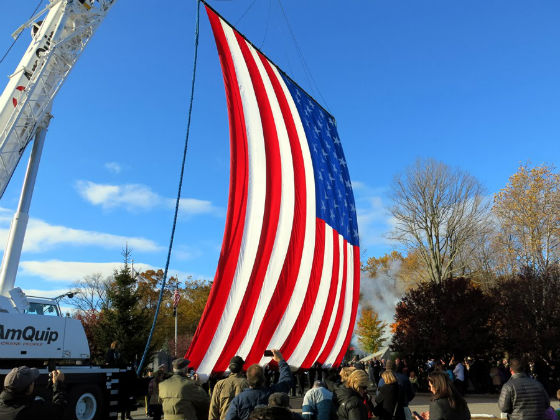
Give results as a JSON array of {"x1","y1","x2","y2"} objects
[{"x1": 0, "y1": 366, "x2": 66, "y2": 420}]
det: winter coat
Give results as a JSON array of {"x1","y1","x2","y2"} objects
[
  {"x1": 429, "y1": 398, "x2": 471, "y2": 420},
  {"x1": 302, "y1": 386, "x2": 333, "y2": 420},
  {"x1": 374, "y1": 382, "x2": 405, "y2": 420},
  {"x1": 158, "y1": 373, "x2": 210, "y2": 420},
  {"x1": 498, "y1": 373, "x2": 549, "y2": 420},
  {"x1": 334, "y1": 386, "x2": 369, "y2": 420},
  {"x1": 209, "y1": 372, "x2": 248, "y2": 420},
  {"x1": 225, "y1": 360, "x2": 292, "y2": 420},
  {"x1": 0, "y1": 382, "x2": 66, "y2": 420}
]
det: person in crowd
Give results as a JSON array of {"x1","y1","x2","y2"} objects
[
  {"x1": 0, "y1": 366, "x2": 67, "y2": 420},
  {"x1": 374, "y1": 370, "x2": 405, "y2": 420},
  {"x1": 268, "y1": 392, "x2": 303, "y2": 419},
  {"x1": 302, "y1": 380, "x2": 333, "y2": 420},
  {"x1": 498, "y1": 358, "x2": 549, "y2": 420},
  {"x1": 159, "y1": 358, "x2": 210, "y2": 420},
  {"x1": 209, "y1": 356, "x2": 249, "y2": 420},
  {"x1": 418, "y1": 371, "x2": 470, "y2": 420},
  {"x1": 555, "y1": 389, "x2": 560, "y2": 418},
  {"x1": 147, "y1": 367, "x2": 167, "y2": 420},
  {"x1": 451, "y1": 356, "x2": 466, "y2": 396},
  {"x1": 105, "y1": 340, "x2": 122, "y2": 367},
  {"x1": 409, "y1": 371, "x2": 419, "y2": 393},
  {"x1": 226, "y1": 349, "x2": 292, "y2": 420},
  {"x1": 340, "y1": 367, "x2": 356, "y2": 388},
  {"x1": 335, "y1": 369, "x2": 373, "y2": 420},
  {"x1": 378, "y1": 360, "x2": 415, "y2": 414}
]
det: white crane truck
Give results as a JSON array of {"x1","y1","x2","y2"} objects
[{"x1": 0, "y1": 1, "x2": 132, "y2": 419}]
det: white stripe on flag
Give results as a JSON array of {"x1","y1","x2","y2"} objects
[
  {"x1": 236, "y1": 42, "x2": 295, "y2": 357},
  {"x1": 264, "y1": 64, "x2": 317, "y2": 352},
  {"x1": 287, "y1": 224, "x2": 334, "y2": 366},
  {"x1": 317, "y1": 234, "x2": 345, "y2": 361},
  {"x1": 324, "y1": 241, "x2": 355, "y2": 366},
  {"x1": 197, "y1": 20, "x2": 267, "y2": 375}
]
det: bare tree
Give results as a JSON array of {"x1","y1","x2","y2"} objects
[
  {"x1": 66, "y1": 273, "x2": 111, "y2": 312},
  {"x1": 390, "y1": 158, "x2": 490, "y2": 283}
]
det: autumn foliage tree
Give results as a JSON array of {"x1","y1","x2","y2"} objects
[
  {"x1": 488, "y1": 265, "x2": 560, "y2": 356},
  {"x1": 356, "y1": 305, "x2": 387, "y2": 354},
  {"x1": 493, "y1": 163, "x2": 560, "y2": 274},
  {"x1": 391, "y1": 277, "x2": 493, "y2": 358}
]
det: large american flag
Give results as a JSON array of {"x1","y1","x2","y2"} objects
[{"x1": 186, "y1": 3, "x2": 360, "y2": 378}]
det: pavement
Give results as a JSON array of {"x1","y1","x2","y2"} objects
[{"x1": 128, "y1": 392, "x2": 505, "y2": 419}]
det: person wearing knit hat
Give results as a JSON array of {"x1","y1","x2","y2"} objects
[
  {"x1": 209, "y1": 356, "x2": 249, "y2": 420},
  {"x1": 334, "y1": 370, "x2": 373, "y2": 420},
  {"x1": 0, "y1": 366, "x2": 67, "y2": 420}
]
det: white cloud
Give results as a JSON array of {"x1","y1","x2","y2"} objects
[
  {"x1": 19, "y1": 259, "x2": 204, "y2": 284},
  {"x1": 76, "y1": 181, "x2": 221, "y2": 217},
  {"x1": 105, "y1": 162, "x2": 122, "y2": 174},
  {"x1": 0, "y1": 213, "x2": 161, "y2": 253},
  {"x1": 19, "y1": 260, "x2": 155, "y2": 282},
  {"x1": 352, "y1": 182, "x2": 396, "y2": 248}
]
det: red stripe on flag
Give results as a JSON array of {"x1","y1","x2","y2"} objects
[
  {"x1": 279, "y1": 218, "x2": 325, "y2": 362},
  {"x1": 243, "y1": 51, "x2": 309, "y2": 365},
  {"x1": 299, "y1": 225, "x2": 342, "y2": 368},
  {"x1": 211, "y1": 30, "x2": 284, "y2": 372},
  {"x1": 334, "y1": 244, "x2": 361, "y2": 366},
  {"x1": 186, "y1": 7, "x2": 250, "y2": 369},
  {"x1": 317, "y1": 230, "x2": 347, "y2": 364}
]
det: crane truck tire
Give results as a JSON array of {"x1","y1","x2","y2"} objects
[{"x1": 67, "y1": 384, "x2": 103, "y2": 420}]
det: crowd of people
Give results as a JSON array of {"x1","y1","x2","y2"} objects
[{"x1": 1, "y1": 351, "x2": 560, "y2": 420}]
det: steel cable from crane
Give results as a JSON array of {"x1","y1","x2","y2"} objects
[
  {"x1": 0, "y1": 0, "x2": 44, "y2": 66},
  {"x1": 136, "y1": 0, "x2": 201, "y2": 376}
]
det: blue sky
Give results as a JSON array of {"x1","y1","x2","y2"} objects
[{"x1": 0, "y1": 0, "x2": 559, "y2": 302}]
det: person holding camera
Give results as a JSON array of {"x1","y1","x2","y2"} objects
[
  {"x1": 0, "y1": 366, "x2": 67, "y2": 420},
  {"x1": 225, "y1": 349, "x2": 292, "y2": 420}
]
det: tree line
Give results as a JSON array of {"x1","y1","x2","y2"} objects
[
  {"x1": 67, "y1": 250, "x2": 211, "y2": 367},
  {"x1": 357, "y1": 160, "x2": 559, "y2": 358}
]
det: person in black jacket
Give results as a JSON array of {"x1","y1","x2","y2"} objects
[
  {"x1": 375, "y1": 371, "x2": 405, "y2": 420},
  {"x1": 0, "y1": 366, "x2": 67, "y2": 420},
  {"x1": 226, "y1": 350, "x2": 292, "y2": 420},
  {"x1": 335, "y1": 369, "x2": 373, "y2": 420},
  {"x1": 417, "y1": 372, "x2": 470, "y2": 420}
]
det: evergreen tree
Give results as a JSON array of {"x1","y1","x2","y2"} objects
[{"x1": 93, "y1": 249, "x2": 152, "y2": 367}]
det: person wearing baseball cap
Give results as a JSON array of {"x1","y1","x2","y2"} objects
[
  {"x1": 0, "y1": 366, "x2": 67, "y2": 420},
  {"x1": 209, "y1": 356, "x2": 248, "y2": 420},
  {"x1": 158, "y1": 358, "x2": 209, "y2": 420}
]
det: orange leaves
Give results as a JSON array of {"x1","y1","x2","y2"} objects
[{"x1": 356, "y1": 305, "x2": 387, "y2": 354}]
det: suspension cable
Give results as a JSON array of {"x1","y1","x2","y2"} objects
[
  {"x1": 136, "y1": 0, "x2": 201, "y2": 375},
  {"x1": 0, "y1": 0, "x2": 44, "y2": 66}
]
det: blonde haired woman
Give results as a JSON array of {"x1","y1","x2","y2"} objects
[
  {"x1": 374, "y1": 371, "x2": 405, "y2": 420},
  {"x1": 333, "y1": 369, "x2": 373, "y2": 420}
]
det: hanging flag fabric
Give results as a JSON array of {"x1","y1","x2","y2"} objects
[
  {"x1": 186, "y1": 3, "x2": 360, "y2": 378},
  {"x1": 173, "y1": 288, "x2": 180, "y2": 308}
]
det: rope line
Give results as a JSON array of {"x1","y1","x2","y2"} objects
[
  {"x1": 136, "y1": 0, "x2": 201, "y2": 375},
  {"x1": 0, "y1": 0, "x2": 44, "y2": 66},
  {"x1": 276, "y1": 0, "x2": 330, "y2": 112}
]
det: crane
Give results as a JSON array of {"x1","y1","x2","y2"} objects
[{"x1": 0, "y1": 0, "x2": 116, "y2": 309}]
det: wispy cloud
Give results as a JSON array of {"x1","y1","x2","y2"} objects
[
  {"x1": 76, "y1": 181, "x2": 221, "y2": 217},
  {"x1": 352, "y1": 182, "x2": 396, "y2": 249},
  {"x1": 19, "y1": 260, "x2": 204, "y2": 284},
  {"x1": 0, "y1": 210, "x2": 161, "y2": 253},
  {"x1": 105, "y1": 162, "x2": 122, "y2": 174}
]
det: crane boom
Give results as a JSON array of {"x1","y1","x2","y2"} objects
[
  {"x1": 0, "y1": 0, "x2": 116, "y2": 199},
  {"x1": 0, "y1": 0, "x2": 116, "y2": 301}
]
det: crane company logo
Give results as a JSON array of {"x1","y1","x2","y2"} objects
[
  {"x1": 0, "y1": 324, "x2": 59, "y2": 344},
  {"x1": 11, "y1": 86, "x2": 25, "y2": 107},
  {"x1": 12, "y1": 30, "x2": 55, "y2": 108}
]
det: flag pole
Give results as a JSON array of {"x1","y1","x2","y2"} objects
[{"x1": 174, "y1": 284, "x2": 178, "y2": 358}]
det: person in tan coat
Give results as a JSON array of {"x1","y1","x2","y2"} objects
[
  {"x1": 209, "y1": 356, "x2": 248, "y2": 420},
  {"x1": 159, "y1": 358, "x2": 210, "y2": 420}
]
